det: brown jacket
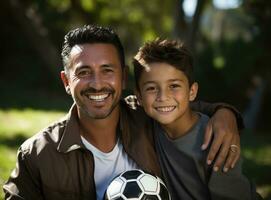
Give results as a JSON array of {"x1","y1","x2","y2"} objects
[{"x1": 3, "y1": 100, "x2": 161, "y2": 200}]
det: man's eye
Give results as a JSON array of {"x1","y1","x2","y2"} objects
[
  {"x1": 104, "y1": 68, "x2": 114, "y2": 73},
  {"x1": 77, "y1": 70, "x2": 90, "y2": 77}
]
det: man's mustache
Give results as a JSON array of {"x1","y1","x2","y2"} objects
[{"x1": 81, "y1": 87, "x2": 114, "y2": 94}]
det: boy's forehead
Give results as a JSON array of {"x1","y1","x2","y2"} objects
[{"x1": 141, "y1": 62, "x2": 187, "y2": 79}]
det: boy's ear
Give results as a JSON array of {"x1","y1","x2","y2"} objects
[
  {"x1": 189, "y1": 82, "x2": 198, "y2": 101},
  {"x1": 60, "y1": 71, "x2": 71, "y2": 95}
]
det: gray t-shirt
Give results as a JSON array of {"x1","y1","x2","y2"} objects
[{"x1": 155, "y1": 113, "x2": 258, "y2": 200}]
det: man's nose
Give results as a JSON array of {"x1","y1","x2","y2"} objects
[{"x1": 89, "y1": 73, "x2": 103, "y2": 90}]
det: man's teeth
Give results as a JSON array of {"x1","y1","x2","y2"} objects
[
  {"x1": 87, "y1": 94, "x2": 109, "y2": 101},
  {"x1": 156, "y1": 106, "x2": 175, "y2": 112}
]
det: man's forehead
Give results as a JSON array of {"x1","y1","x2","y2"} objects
[
  {"x1": 70, "y1": 44, "x2": 84, "y2": 57},
  {"x1": 68, "y1": 43, "x2": 121, "y2": 69},
  {"x1": 70, "y1": 43, "x2": 117, "y2": 56}
]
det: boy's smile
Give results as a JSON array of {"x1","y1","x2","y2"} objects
[
  {"x1": 138, "y1": 62, "x2": 198, "y2": 130},
  {"x1": 155, "y1": 106, "x2": 176, "y2": 113}
]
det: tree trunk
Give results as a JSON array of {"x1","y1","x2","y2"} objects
[
  {"x1": 188, "y1": 0, "x2": 207, "y2": 51},
  {"x1": 173, "y1": 0, "x2": 188, "y2": 40},
  {"x1": 3, "y1": 0, "x2": 61, "y2": 80},
  {"x1": 173, "y1": 0, "x2": 208, "y2": 52}
]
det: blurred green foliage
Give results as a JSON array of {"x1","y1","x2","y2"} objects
[{"x1": 1, "y1": 1, "x2": 270, "y2": 120}]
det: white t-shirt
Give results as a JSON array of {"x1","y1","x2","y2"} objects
[{"x1": 81, "y1": 136, "x2": 139, "y2": 200}]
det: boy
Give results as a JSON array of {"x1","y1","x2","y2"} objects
[{"x1": 133, "y1": 38, "x2": 260, "y2": 200}]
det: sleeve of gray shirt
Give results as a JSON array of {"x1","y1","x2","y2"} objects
[{"x1": 208, "y1": 158, "x2": 262, "y2": 200}]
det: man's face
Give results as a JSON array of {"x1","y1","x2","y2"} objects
[{"x1": 61, "y1": 43, "x2": 124, "y2": 119}]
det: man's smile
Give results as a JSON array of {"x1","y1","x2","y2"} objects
[{"x1": 86, "y1": 93, "x2": 110, "y2": 102}]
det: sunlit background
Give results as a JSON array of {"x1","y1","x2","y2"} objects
[{"x1": 0, "y1": 0, "x2": 270, "y2": 199}]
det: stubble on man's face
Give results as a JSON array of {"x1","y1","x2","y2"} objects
[{"x1": 66, "y1": 43, "x2": 124, "y2": 120}]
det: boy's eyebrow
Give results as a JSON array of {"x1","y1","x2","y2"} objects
[
  {"x1": 142, "y1": 80, "x2": 156, "y2": 86},
  {"x1": 142, "y1": 79, "x2": 185, "y2": 86},
  {"x1": 168, "y1": 78, "x2": 185, "y2": 82}
]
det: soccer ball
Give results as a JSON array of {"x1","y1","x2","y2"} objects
[{"x1": 104, "y1": 169, "x2": 171, "y2": 200}]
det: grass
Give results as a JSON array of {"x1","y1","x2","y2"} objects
[
  {"x1": 0, "y1": 109, "x2": 64, "y2": 199},
  {"x1": 241, "y1": 130, "x2": 271, "y2": 199},
  {"x1": 0, "y1": 109, "x2": 270, "y2": 199}
]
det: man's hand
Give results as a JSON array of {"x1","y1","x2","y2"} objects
[{"x1": 201, "y1": 108, "x2": 241, "y2": 172}]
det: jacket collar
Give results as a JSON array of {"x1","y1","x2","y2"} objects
[
  {"x1": 57, "y1": 102, "x2": 126, "y2": 153},
  {"x1": 57, "y1": 104, "x2": 86, "y2": 153}
]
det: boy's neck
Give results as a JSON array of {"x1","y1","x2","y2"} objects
[{"x1": 162, "y1": 110, "x2": 199, "y2": 140}]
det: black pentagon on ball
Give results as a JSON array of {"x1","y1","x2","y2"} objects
[
  {"x1": 141, "y1": 194, "x2": 160, "y2": 200},
  {"x1": 123, "y1": 181, "x2": 142, "y2": 198},
  {"x1": 159, "y1": 183, "x2": 170, "y2": 200},
  {"x1": 122, "y1": 170, "x2": 143, "y2": 180}
]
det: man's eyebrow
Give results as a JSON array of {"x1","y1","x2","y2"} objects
[
  {"x1": 74, "y1": 65, "x2": 90, "y2": 72},
  {"x1": 101, "y1": 63, "x2": 115, "y2": 68}
]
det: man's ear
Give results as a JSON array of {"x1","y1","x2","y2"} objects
[
  {"x1": 189, "y1": 82, "x2": 198, "y2": 101},
  {"x1": 60, "y1": 71, "x2": 71, "y2": 95}
]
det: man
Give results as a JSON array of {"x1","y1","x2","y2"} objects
[{"x1": 4, "y1": 25, "x2": 242, "y2": 200}]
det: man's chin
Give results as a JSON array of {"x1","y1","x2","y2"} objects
[
  {"x1": 77, "y1": 102, "x2": 119, "y2": 120},
  {"x1": 85, "y1": 107, "x2": 115, "y2": 119}
]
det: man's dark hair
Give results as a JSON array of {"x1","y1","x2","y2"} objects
[
  {"x1": 133, "y1": 38, "x2": 194, "y2": 90},
  {"x1": 61, "y1": 24, "x2": 125, "y2": 72}
]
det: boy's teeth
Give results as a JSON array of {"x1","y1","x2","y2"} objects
[
  {"x1": 88, "y1": 94, "x2": 109, "y2": 101},
  {"x1": 156, "y1": 106, "x2": 175, "y2": 112}
]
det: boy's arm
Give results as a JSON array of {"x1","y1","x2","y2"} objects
[{"x1": 190, "y1": 101, "x2": 244, "y2": 172}]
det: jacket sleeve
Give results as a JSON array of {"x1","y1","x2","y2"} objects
[
  {"x1": 190, "y1": 100, "x2": 244, "y2": 130},
  {"x1": 3, "y1": 148, "x2": 43, "y2": 200}
]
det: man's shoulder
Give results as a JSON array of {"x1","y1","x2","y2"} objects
[
  {"x1": 121, "y1": 97, "x2": 149, "y2": 122},
  {"x1": 20, "y1": 115, "x2": 68, "y2": 156}
]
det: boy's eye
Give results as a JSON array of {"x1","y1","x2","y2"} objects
[
  {"x1": 145, "y1": 86, "x2": 157, "y2": 92},
  {"x1": 169, "y1": 84, "x2": 180, "y2": 89}
]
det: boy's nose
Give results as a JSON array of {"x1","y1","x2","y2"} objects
[{"x1": 156, "y1": 90, "x2": 169, "y2": 102}]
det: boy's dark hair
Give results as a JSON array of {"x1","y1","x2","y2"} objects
[
  {"x1": 61, "y1": 24, "x2": 125, "y2": 72},
  {"x1": 133, "y1": 38, "x2": 194, "y2": 90}
]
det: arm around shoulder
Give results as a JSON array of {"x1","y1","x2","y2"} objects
[{"x1": 190, "y1": 100, "x2": 244, "y2": 130}]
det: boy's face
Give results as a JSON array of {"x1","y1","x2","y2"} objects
[{"x1": 137, "y1": 62, "x2": 198, "y2": 126}]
